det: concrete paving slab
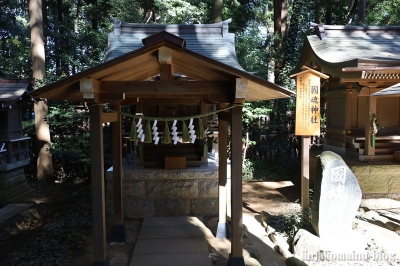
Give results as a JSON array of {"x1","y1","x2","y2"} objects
[
  {"x1": 138, "y1": 224, "x2": 207, "y2": 239},
  {"x1": 141, "y1": 216, "x2": 204, "y2": 227},
  {"x1": 130, "y1": 252, "x2": 212, "y2": 266},
  {"x1": 133, "y1": 238, "x2": 209, "y2": 254},
  {"x1": 130, "y1": 216, "x2": 212, "y2": 266}
]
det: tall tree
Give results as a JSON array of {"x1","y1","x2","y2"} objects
[
  {"x1": 273, "y1": 0, "x2": 287, "y2": 84},
  {"x1": 29, "y1": 0, "x2": 54, "y2": 181},
  {"x1": 359, "y1": 0, "x2": 366, "y2": 23},
  {"x1": 213, "y1": 0, "x2": 223, "y2": 22}
]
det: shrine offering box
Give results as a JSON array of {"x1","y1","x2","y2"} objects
[{"x1": 165, "y1": 156, "x2": 186, "y2": 170}]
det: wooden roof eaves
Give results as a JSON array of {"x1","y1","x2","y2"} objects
[
  {"x1": 371, "y1": 82, "x2": 400, "y2": 97},
  {"x1": 310, "y1": 23, "x2": 400, "y2": 38},
  {"x1": 30, "y1": 39, "x2": 293, "y2": 101},
  {"x1": 0, "y1": 78, "x2": 35, "y2": 107},
  {"x1": 293, "y1": 37, "x2": 370, "y2": 80},
  {"x1": 115, "y1": 18, "x2": 232, "y2": 36}
]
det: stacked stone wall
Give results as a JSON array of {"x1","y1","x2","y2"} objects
[
  {"x1": 310, "y1": 150, "x2": 400, "y2": 199},
  {"x1": 106, "y1": 168, "x2": 219, "y2": 219},
  {"x1": 0, "y1": 167, "x2": 30, "y2": 200}
]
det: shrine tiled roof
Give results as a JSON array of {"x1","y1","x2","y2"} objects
[
  {"x1": 105, "y1": 18, "x2": 246, "y2": 71},
  {"x1": 0, "y1": 79, "x2": 34, "y2": 108},
  {"x1": 293, "y1": 24, "x2": 400, "y2": 76},
  {"x1": 30, "y1": 20, "x2": 294, "y2": 102}
]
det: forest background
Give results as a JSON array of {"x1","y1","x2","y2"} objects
[{"x1": 1, "y1": 0, "x2": 399, "y2": 182}]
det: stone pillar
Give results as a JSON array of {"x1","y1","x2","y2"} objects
[{"x1": 89, "y1": 105, "x2": 109, "y2": 266}]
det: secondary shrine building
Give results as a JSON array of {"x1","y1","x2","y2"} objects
[{"x1": 295, "y1": 23, "x2": 400, "y2": 197}]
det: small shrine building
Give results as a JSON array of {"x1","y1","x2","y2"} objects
[{"x1": 30, "y1": 20, "x2": 293, "y2": 266}]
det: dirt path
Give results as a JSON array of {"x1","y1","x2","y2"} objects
[{"x1": 242, "y1": 180, "x2": 301, "y2": 215}]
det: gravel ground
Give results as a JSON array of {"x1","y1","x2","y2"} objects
[{"x1": 0, "y1": 181, "x2": 94, "y2": 266}]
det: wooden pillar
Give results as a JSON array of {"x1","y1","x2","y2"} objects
[
  {"x1": 109, "y1": 104, "x2": 126, "y2": 243},
  {"x1": 364, "y1": 95, "x2": 377, "y2": 155},
  {"x1": 229, "y1": 105, "x2": 244, "y2": 265},
  {"x1": 344, "y1": 89, "x2": 352, "y2": 130},
  {"x1": 217, "y1": 104, "x2": 229, "y2": 238},
  {"x1": 89, "y1": 105, "x2": 109, "y2": 265},
  {"x1": 200, "y1": 101, "x2": 208, "y2": 164},
  {"x1": 301, "y1": 136, "x2": 310, "y2": 213}
]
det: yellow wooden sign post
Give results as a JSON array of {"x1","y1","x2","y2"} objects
[{"x1": 290, "y1": 66, "x2": 329, "y2": 213}]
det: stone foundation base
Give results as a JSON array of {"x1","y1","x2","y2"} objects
[
  {"x1": 310, "y1": 150, "x2": 400, "y2": 197},
  {"x1": 106, "y1": 163, "x2": 219, "y2": 219},
  {"x1": 0, "y1": 167, "x2": 30, "y2": 201}
]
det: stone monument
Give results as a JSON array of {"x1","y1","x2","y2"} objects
[
  {"x1": 312, "y1": 151, "x2": 362, "y2": 239},
  {"x1": 293, "y1": 151, "x2": 366, "y2": 258}
]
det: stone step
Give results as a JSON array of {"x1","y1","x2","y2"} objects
[
  {"x1": 376, "y1": 209, "x2": 400, "y2": 225},
  {"x1": 353, "y1": 141, "x2": 400, "y2": 149},
  {"x1": 358, "y1": 148, "x2": 400, "y2": 155},
  {"x1": 359, "y1": 154, "x2": 394, "y2": 162}
]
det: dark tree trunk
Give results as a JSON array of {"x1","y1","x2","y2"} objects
[
  {"x1": 325, "y1": 0, "x2": 332, "y2": 25},
  {"x1": 273, "y1": 0, "x2": 287, "y2": 85},
  {"x1": 359, "y1": 0, "x2": 366, "y2": 23},
  {"x1": 29, "y1": 0, "x2": 54, "y2": 181},
  {"x1": 213, "y1": 0, "x2": 223, "y2": 23}
]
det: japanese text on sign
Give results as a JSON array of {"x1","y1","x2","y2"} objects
[{"x1": 295, "y1": 72, "x2": 321, "y2": 136}]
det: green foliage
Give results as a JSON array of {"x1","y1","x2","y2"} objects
[
  {"x1": 365, "y1": 0, "x2": 400, "y2": 25},
  {"x1": 47, "y1": 101, "x2": 91, "y2": 181},
  {"x1": 0, "y1": 0, "x2": 32, "y2": 78},
  {"x1": 6, "y1": 0, "x2": 400, "y2": 184},
  {"x1": 270, "y1": 190, "x2": 313, "y2": 246},
  {"x1": 153, "y1": 0, "x2": 212, "y2": 24},
  {"x1": 242, "y1": 155, "x2": 300, "y2": 181}
]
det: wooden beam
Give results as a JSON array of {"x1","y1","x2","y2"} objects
[
  {"x1": 159, "y1": 65, "x2": 174, "y2": 80},
  {"x1": 119, "y1": 97, "x2": 139, "y2": 105},
  {"x1": 80, "y1": 78, "x2": 100, "y2": 100},
  {"x1": 203, "y1": 93, "x2": 233, "y2": 104},
  {"x1": 100, "y1": 80, "x2": 231, "y2": 94},
  {"x1": 234, "y1": 78, "x2": 247, "y2": 103},
  {"x1": 122, "y1": 93, "x2": 231, "y2": 103},
  {"x1": 158, "y1": 47, "x2": 174, "y2": 80},
  {"x1": 141, "y1": 98, "x2": 200, "y2": 105},
  {"x1": 342, "y1": 78, "x2": 400, "y2": 84},
  {"x1": 89, "y1": 105, "x2": 108, "y2": 265},
  {"x1": 158, "y1": 47, "x2": 172, "y2": 64},
  {"x1": 102, "y1": 113, "x2": 119, "y2": 123},
  {"x1": 95, "y1": 93, "x2": 125, "y2": 103}
]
